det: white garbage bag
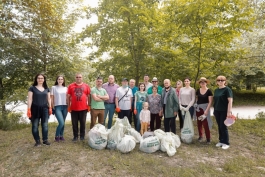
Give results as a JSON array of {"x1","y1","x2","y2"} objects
[
  {"x1": 88, "y1": 124, "x2": 108, "y2": 150},
  {"x1": 160, "y1": 133, "x2": 177, "y2": 156},
  {"x1": 107, "y1": 121, "x2": 124, "y2": 149},
  {"x1": 181, "y1": 111, "x2": 194, "y2": 144},
  {"x1": 127, "y1": 128, "x2": 142, "y2": 143},
  {"x1": 120, "y1": 117, "x2": 132, "y2": 133},
  {"x1": 117, "y1": 135, "x2": 136, "y2": 153},
  {"x1": 139, "y1": 136, "x2": 160, "y2": 153},
  {"x1": 169, "y1": 132, "x2": 181, "y2": 148},
  {"x1": 142, "y1": 131, "x2": 155, "y2": 139},
  {"x1": 154, "y1": 129, "x2": 166, "y2": 140}
]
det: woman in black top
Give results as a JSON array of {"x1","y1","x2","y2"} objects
[
  {"x1": 195, "y1": 77, "x2": 213, "y2": 144},
  {"x1": 27, "y1": 73, "x2": 52, "y2": 146}
]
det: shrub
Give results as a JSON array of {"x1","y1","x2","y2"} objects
[
  {"x1": 0, "y1": 110, "x2": 29, "y2": 130},
  {"x1": 255, "y1": 111, "x2": 265, "y2": 119}
]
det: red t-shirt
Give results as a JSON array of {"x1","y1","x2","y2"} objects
[{"x1": 68, "y1": 83, "x2": 90, "y2": 111}]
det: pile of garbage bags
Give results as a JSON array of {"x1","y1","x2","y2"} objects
[{"x1": 87, "y1": 117, "x2": 181, "y2": 156}]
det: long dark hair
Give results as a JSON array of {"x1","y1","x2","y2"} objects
[
  {"x1": 33, "y1": 73, "x2": 48, "y2": 89},
  {"x1": 138, "y1": 82, "x2": 146, "y2": 91},
  {"x1": 54, "y1": 75, "x2": 66, "y2": 86}
]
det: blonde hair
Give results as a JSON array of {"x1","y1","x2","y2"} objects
[
  {"x1": 216, "y1": 75, "x2": 227, "y2": 85},
  {"x1": 176, "y1": 80, "x2": 183, "y2": 88}
]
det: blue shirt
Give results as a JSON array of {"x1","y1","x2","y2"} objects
[{"x1": 130, "y1": 86, "x2": 139, "y2": 97}]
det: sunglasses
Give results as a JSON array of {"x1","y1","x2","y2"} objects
[{"x1": 217, "y1": 80, "x2": 225, "y2": 82}]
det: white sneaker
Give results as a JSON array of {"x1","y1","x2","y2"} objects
[
  {"x1": 222, "y1": 144, "x2": 230, "y2": 149},
  {"x1": 216, "y1": 142, "x2": 223, "y2": 147}
]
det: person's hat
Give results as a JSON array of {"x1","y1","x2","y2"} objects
[
  {"x1": 152, "y1": 77, "x2": 158, "y2": 82},
  {"x1": 197, "y1": 77, "x2": 210, "y2": 84},
  {"x1": 122, "y1": 78, "x2": 128, "y2": 81}
]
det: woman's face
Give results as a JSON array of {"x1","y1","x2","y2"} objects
[
  {"x1": 216, "y1": 77, "x2": 226, "y2": 87},
  {"x1": 139, "y1": 84, "x2": 145, "y2": 91},
  {"x1": 37, "y1": 75, "x2": 44, "y2": 84},
  {"x1": 176, "y1": 82, "x2": 182, "y2": 89},
  {"x1": 152, "y1": 87, "x2": 157, "y2": 94},
  {"x1": 57, "y1": 77, "x2": 64, "y2": 85},
  {"x1": 184, "y1": 79, "x2": 190, "y2": 86},
  {"x1": 199, "y1": 81, "x2": 207, "y2": 87}
]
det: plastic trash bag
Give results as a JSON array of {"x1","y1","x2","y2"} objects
[
  {"x1": 169, "y1": 132, "x2": 181, "y2": 148},
  {"x1": 120, "y1": 117, "x2": 132, "y2": 133},
  {"x1": 142, "y1": 131, "x2": 155, "y2": 139},
  {"x1": 139, "y1": 136, "x2": 160, "y2": 153},
  {"x1": 107, "y1": 120, "x2": 124, "y2": 149},
  {"x1": 160, "y1": 132, "x2": 178, "y2": 156},
  {"x1": 181, "y1": 111, "x2": 194, "y2": 144},
  {"x1": 154, "y1": 129, "x2": 166, "y2": 140},
  {"x1": 127, "y1": 128, "x2": 142, "y2": 143},
  {"x1": 88, "y1": 124, "x2": 108, "y2": 150},
  {"x1": 117, "y1": 135, "x2": 136, "y2": 153}
]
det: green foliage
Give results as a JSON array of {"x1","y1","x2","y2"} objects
[
  {"x1": 255, "y1": 111, "x2": 265, "y2": 119},
  {"x1": 233, "y1": 89, "x2": 265, "y2": 106},
  {"x1": 0, "y1": 110, "x2": 29, "y2": 130}
]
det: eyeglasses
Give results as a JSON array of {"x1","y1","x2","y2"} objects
[
  {"x1": 37, "y1": 78, "x2": 44, "y2": 79},
  {"x1": 152, "y1": 81, "x2": 157, "y2": 82},
  {"x1": 217, "y1": 80, "x2": 225, "y2": 82},
  {"x1": 76, "y1": 77, "x2": 82, "y2": 78},
  {"x1": 199, "y1": 81, "x2": 205, "y2": 84}
]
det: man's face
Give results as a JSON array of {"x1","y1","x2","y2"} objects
[
  {"x1": 144, "y1": 76, "x2": 149, "y2": 82},
  {"x1": 129, "y1": 80, "x2": 135, "y2": 88},
  {"x1": 108, "y1": 76, "x2": 114, "y2": 84},
  {"x1": 75, "y1": 74, "x2": 83, "y2": 84},
  {"x1": 164, "y1": 80, "x2": 170, "y2": 87},
  {"x1": 122, "y1": 80, "x2": 128, "y2": 87},
  {"x1": 96, "y1": 79, "x2": 103, "y2": 87},
  {"x1": 152, "y1": 80, "x2": 158, "y2": 86}
]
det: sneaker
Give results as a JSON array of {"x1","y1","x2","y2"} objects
[
  {"x1": 216, "y1": 142, "x2": 223, "y2": 147},
  {"x1": 222, "y1": 144, "x2": 230, "y2": 149},
  {"x1": 72, "y1": 137, "x2": 78, "y2": 142},
  {"x1": 198, "y1": 137, "x2": 203, "y2": 142},
  {"x1": 59, "y1": 137, "x2": 65, "y2": 141},
  {"x1": 206, "y1": 139, "x2": 211, "y2": 144},
  {"x1": 43, "y1": 140, "x2": 51, "y2": 145},
  {"x1": 80, "y1": 137, "x2": 85, "y2": 141},
  {"x1": 55, "y1": 136, "x2": 60, "y2": 142},
  {"x1": 34, "y1": 140, "x2": 41, "y2": 147}
]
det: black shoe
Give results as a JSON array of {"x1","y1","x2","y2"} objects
[
  {"x1": 72, "y1": 137, "x2": 78, "y2": 142},
  {"x1": 80, "y1": 137, "x2": 84, "y2": 141},
  {"x1": 43, "y1": 140, "x2": 51, "y2": 145},
  {"x1": 35, "y1": 140, "x2": 41, "y2": 147},
  {"x1": 206, "y1": 139, "x2": 211, "y2": 144},
  {"x1": 198, "y1": 137, "x2": 203, "y2": 142}
]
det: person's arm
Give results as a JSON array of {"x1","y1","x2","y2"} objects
[
  {"x1": 115, "y1": 96, "x2": 119, "y2": 108},
  {"x1": 27, "y1": 91, "x2": 33, "y2": 109},
  {"x1": 51, "y1": 95, "x2": 54, "y2": 108},
  {"x1": 187, "y1": 88, "x2": 196, "y2": 108},
  {"x1": 92, "y1": 93, "x2": 102, "y2": 102},
  {"x1": 47, "y1": 92, "x2": 52, "y2": 108},
  {"x1": 134, "y1": 93, "x2": 137, "y2": 108},
  {"x1": 227, "y1": 97, "x2": 233, "y2": 117},
  {"x1": 97, "y1": 94, "x2": 109, "y2": 100},
  {"x1": 67, "y1": 94, "x2": 71, "y2": 107},
  {"x1": 173, "y1": 91, "x2": 179, "y2": 115}
]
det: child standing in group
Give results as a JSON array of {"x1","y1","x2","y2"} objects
[{"x1": 140, "y1": 102, "x2": 150, "y2": 135}]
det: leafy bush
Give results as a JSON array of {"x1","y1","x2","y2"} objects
[
  {"x1": 233, "y1": 89, "x2": 265, "y2": 106},
  {"x1": 255, "y1": 111, "x2": 265, "y2": 119},
  {"x1": 0, "y1": 110, "x2": 29, "y2": 130}
]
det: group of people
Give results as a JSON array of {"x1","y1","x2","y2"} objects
[{"x1": 27, "y1": 73, "x2": 233, "y2": 150}]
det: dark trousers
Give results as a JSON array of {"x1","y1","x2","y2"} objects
[
  {"x1": 196, "y1": 108, "x2": 210, "y2": 140},
  {"x1": 214, "y1": 110, "x2": 229, "y2": 145},
  {"x1": 163, "y1": 104, "x2": 176, "y2": 134},
  {"x1": 118, "y1": 110, "x2": 131, "y2": 120},
  {"x1": 178, "y1": 109, "x2": 183, "y2": 129},
  {"x1": 71, "y1": 110, "x2": 87, "y2": 138},
  {"x1": 150, "y1": 113, "x2": 161, "y2": 131},
  {"x1": 128, "y1": 98, "x2": 135, "y2": 125}
]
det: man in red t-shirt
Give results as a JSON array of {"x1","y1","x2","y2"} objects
[{"x1": 67, "y1": 73, "x2": 90, "y2": 141}]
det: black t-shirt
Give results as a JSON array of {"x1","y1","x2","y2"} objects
[
  {"x1": 29, "y1": 86, "x2": 50, "y2": 106},
  {"x1": 196, "y1": 89, "x2": 213, "y2": 104}
]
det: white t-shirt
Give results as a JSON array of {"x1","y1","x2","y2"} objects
[
  {"x1": 115, "y1": 87, "x2": 133, "y2": 110},
  {"x1": 51, "y1": 85, "x2": 67, "y2": 106},
  {"x1": 179, "y1": 87, "x2": 195, "y2": 107},
  {"x1": 140, "y1": 109, "x2": 150, "y2": 122},
  {"x1": 145, "y1": 82, "x2": 153, "y2": 91}
]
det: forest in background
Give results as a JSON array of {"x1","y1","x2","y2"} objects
[{"x1": 1, "y1": 0, "x2": 265, "y2": 119}]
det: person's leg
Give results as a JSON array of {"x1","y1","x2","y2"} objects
[
  {"x1": 189, "y1": 106, "x2": 194, "y2": 118},
  {"x1": 140, "y1": 122, "x2": 144, "y2": 135},
  {"x1": 60, "y1": 105, "x2": 68, "y2": 138},
  {"x1": 107, "y1": 104, "x2": 115, "y2": 129},
  {"x1": 155, "y1": 114, "x2": 161, "y2": 130},
  {"x1": 219, "y1": 111, "x2": 229, "y2": 145},
  {"x1": 178, "y1": 109, "x2": 183, "y2": 130},
  {"x1": 55, "y1": 106, "x2": 64, "y2": 138},
  {"x1": 196, "y1": 108, "x2": 204, "y2": 139},
  {"x1": 164, "y1": 118, "x2": 170, "y2": 132},
  {"x1": 90, "y1": 109, "x2": 96, "y2": 129},
  {"x1": 150, "y1": 113, "x2": 155, "y2": 131},
  {"x1": 71, "y1": 111, "x2": 79, "y2": 138},
  {"x1": 31, "y1": 117, "x2": 40, "y2": 142},
  {"x1": 103, "y1": 103, "x2": 109, "y2": 127},
  {"x1": 136, "y1": 107, "x2": 142, "y2": 132},
  {"x1": 214, "y1": 110, "x2": 222, "y2": 143},
  {"x1": 203, "y1": 119, "x2": 211, "y2": 141},
  {"x1": 118, "y1": 110, "x2": 125, "y2": 119},
  {"x1": 170, "y1": 117, "x2": 176, "y2": 134},
  {"x1": 41, "y1": 108, "x2": 49, "y2": 143},
  {"x1": 144, "y1": 122, "x2": 148, "y2": 133},
  {"x1": 79, "y1": 110, "x2": 87, "y2": 139},
  {"x1": 125, "y1": 110, "x2": 131, "y2": 120},
  {"x1": 98, "y1": 110, "x2": 105, "y2": 125}
]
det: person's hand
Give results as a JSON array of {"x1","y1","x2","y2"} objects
[
  {"x1": 193, "y1": 103, "x2": 197, "y2": 108},
  {"x1": 159, "y1": 110, "x2": 163, "y2": 117},
  {"x1": 174, "y1": 111, "x2": 177, "y2": 116},
  {"x1": 179, "y1": 105, "x2": 184, "y2": 111},
  {"x1": 115, "y1": 107, "x2": 121, "y2": 113},
  {"x1": 134, "y1": 109, "x2": 137, "y2": 115},
  {"x1": 184, "y1": 107, "x2": 189, "y2": 112},
  {"x1": 48, "y1": 107, "x2": 52, "y2": 115},
  {"x1": 203, "y1": 111, "x2": 208, "y2": 116},
  {"x1": 87, "y1": 105, "x2": 91, "y2": 112},
  {"x1": 27, "y1": 108, "x2": 31, "y2": 118},
  {"x1": 68, "y1": 107, "x2": 71, "y2": 113}
]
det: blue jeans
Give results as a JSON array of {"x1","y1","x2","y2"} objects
[
  {"x1": 104, "y1": 103, "x2": 115, "y2": 129},
  {"x1": 31, "y1": 108, "x2": 49, "y2": 141},
  {"x1": 181, "y1": 105, "x2": 194, "y2": 119},
  {"x1": 54, "y1": 105, "x2": 68, "y2": 137}
]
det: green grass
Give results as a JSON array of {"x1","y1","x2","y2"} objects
[
  {"x1": 1, "y1": 119, "x2": 265, "y2": 176},
  {"x1": 233, "y1": 89, "x2": 265, "y2": 106}
]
